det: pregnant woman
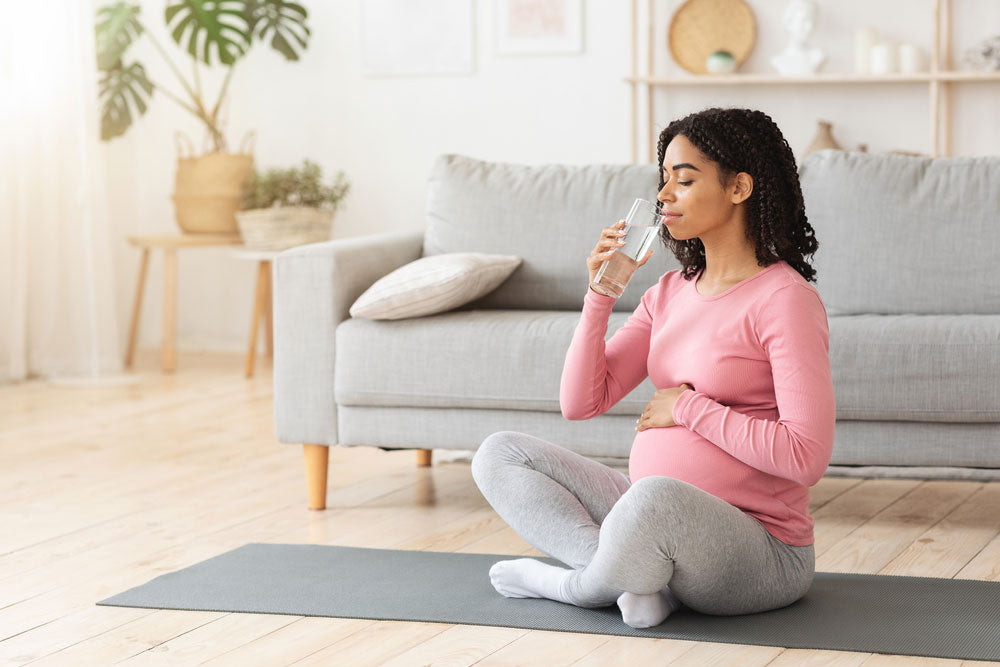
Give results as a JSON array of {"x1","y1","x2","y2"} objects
[{"x1": 471, "y1": 107, "x2": 836, "y2": 629}]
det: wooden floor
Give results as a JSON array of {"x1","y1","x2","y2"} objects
[{"x1": 3, "y1": 351, "x2": 1000, "y2": 666}]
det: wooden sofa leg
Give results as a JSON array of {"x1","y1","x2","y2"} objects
[
  {"x1": 303, "y1": 444, "x2": 329, "y2": 510},
  {"x1": 416, "y1": 449, "x2": 432, "y2": 467}
]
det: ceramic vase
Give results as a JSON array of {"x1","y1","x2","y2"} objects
[{"x1": 803, "y1": 120, "x2": 842, "y2": 159}]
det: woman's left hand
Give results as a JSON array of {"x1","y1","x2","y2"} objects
[{"x1": 636, "y1": 384, "x2": 694, "y2": 431}]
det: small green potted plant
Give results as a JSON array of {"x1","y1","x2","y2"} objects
[{"x1": 236, "y1": 159, "x2": 351, "y2": 250}]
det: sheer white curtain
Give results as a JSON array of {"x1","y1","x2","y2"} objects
[{"x1": 0, "y1": 1, "x2": 124, "y2": 384}]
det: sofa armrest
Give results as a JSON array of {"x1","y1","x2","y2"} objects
[{"x1": 273, "y1": 230, "x2": 424, "y2": 445}]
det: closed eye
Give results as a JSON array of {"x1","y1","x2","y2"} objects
[{"x1": 661, "y1": 173, "x2": 694, "y2": 186}]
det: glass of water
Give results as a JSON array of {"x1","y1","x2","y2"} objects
[{"x1": 591, "y1": 198, "x2": 662, "y2": 298}]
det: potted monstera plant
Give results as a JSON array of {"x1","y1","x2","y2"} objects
[
  {"x1": 95, "y1": 0, "x2": 311, "y2": 234},
  {"x1": 236, "y1": 159, "x2": 350, "y2": 251}
]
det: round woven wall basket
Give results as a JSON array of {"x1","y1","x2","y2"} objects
[
  {"x1": 235, "y1": 207, "x2": 335, "y2": 251},
  {"x1": 668, "y1": 0, "x2": 756, "y2": 74}
]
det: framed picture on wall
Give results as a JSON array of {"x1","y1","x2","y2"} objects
[
  {"x1": 495, "y1": 0, "x2": 584, "y2": 56},
  {"x1": 361, "y1": 0, "x2": 475, "y2": 76}
]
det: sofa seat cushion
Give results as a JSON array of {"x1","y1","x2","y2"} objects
[
  {"x1": 336, "y1": 310, "x2": 1000, "y2": 423},
  {"x1": 830, "y1": 313, "x2": 1000, "y2": 421},
  {"x1": 335, "y1": 309, "x2": 656, "y2": 414}
]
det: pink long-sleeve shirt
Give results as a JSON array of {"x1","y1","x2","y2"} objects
[{"x1": 560, "y1": 260, "x2": 836, "y2": 546}]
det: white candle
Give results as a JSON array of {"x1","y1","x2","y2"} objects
[
  {"x1": 855, "y1": 26, "x2": 879, "y2": 74},
  {"x1": 870, "y1": 42, "x2": 897, "y2": 75},
  {"x1": 897, "y1": 43, "x2": 923, "y2": 73}
]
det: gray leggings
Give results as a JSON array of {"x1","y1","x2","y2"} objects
[{"x1": 471, "y1": 430, "x2": 815, "y2": 615}]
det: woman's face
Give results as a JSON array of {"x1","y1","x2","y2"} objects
[{"x1": 656, "y1": 134, "x2": 748, "y2": 241}]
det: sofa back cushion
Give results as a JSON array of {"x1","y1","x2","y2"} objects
[
  {"x1": 799, "y1": 150, "x2": 1000, "y2": 315},
  {"x1": 422, "y1": 154, "x2": 681, "y2": 311}
]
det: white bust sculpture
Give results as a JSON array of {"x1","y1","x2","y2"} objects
[{"x1": 770, "y1": 0, "x2": 826, "y2": 75}]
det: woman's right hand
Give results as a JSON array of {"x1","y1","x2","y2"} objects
[{"x1": 587, "y1": 219, "x2": 654, "y2": 288}]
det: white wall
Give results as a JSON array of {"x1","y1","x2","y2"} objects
[{"x1": 102, "y1": 0, "x2": 1000, "y2": 354}]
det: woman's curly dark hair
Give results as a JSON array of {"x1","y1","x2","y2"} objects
[{"x1": 656, "y1": 107, "x2": 818, "y2": 284}]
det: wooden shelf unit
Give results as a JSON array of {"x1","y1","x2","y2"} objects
[
  {"x1": 627, "y1": 71, "x2": 1000, "y2": 85},
  {"x1": 628, "y1": 0, "x2": 998, "y2": 162}
]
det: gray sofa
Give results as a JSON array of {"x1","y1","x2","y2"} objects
[{"x1": 274, "y1": 151, "x2": 1000, "y2": 509}]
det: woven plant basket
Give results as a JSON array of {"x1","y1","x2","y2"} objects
[
  {"x1": 171, "y1": 131, "x2": 254, "y2": 234},
  {"x1": 235, "y1": 206, "x2": 335, "y2": 251}
]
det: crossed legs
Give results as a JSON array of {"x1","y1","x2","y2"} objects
[
  {"x1": 470, "y1": 430, "x2": 679, "y2": 626},
  {"x1": 471, "y1": 431, "x2": 815, "y2": 627}
]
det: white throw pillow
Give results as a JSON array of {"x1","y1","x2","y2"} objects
[{"x1": 349, "y1": 252, "x2": 523, "y2": 320}]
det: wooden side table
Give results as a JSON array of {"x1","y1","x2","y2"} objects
[
  {"x1": 125, "y1": 234, "x2": 243, "y2": 372},
  {"x1": 232, "y1": 249, "x2": 281, "y2": 377}
]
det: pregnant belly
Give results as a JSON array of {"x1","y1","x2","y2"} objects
[{"x1": 628, "y1": 426, "x2": 761, "y2": 494}]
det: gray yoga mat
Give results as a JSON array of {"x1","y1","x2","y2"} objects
[{"x1": 98, "y1": 543, "x2": 1000, "y2": 661}]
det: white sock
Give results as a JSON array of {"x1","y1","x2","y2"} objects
[
  {"x1": 616, "y1": 585, "x2": 683, "y2": 628},
  {"x1": 489, "y1": 558, "x2": 574, "y2": 605}
]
